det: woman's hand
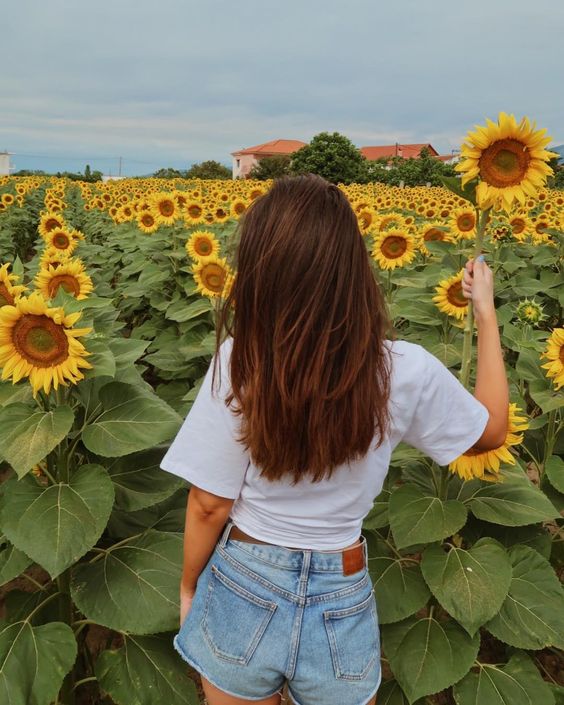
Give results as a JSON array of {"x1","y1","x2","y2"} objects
[
  {"x1": 180, "y1": 584, "x2": 196, "y2": 628},
  {"x1": 461, "y1": 255, "x2": 496, "y2": 323}
]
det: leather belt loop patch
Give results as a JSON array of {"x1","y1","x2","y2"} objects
[{"x1": 342, "y1": 546, "x2": 365, "y2": 576}]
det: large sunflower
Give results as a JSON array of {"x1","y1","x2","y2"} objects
[
  {"x1": 34, "y1": 259, "x2": 94, "y2": 300},
  {"x1": 45, "y1": 228, "x2": 79, "y2": 256},
  {"x1": 455, "y1": 112, "x2": 559, "y2": 212},
  {"x1": 540, "y1": 328, "x2": 564, "y2": 390},
  {"x1": 0, "y1": 263, "x2": 28, "y2": 307},
  {"x1": 450, "y1": 207, "x2": 477, "y2": 240},
  {"x1": 371, "y1": 230, "x2": 417, "y2": 270},
  {"x1": 185, "y1": 230, "x2": 220, "y2": 261},
  {"x1": 448, "y1": 403, "x2": 529, "y2": 481},
  {"x1": 192, "y1": 254, "x2": 234, "y2": 298},
  {"x1": 39, "y1": 247, "x2": 71, "y2": 270},
  {"x1": 432, "y1": 269, "x2": 468, "y2": 320},
  {"x1": 0, "y1": 291, "x2": 93, "y2": 397},
  {"x1": 38, "y1": 212, "x2": 66, "y2": 240}
]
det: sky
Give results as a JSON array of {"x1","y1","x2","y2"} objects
[{"x1": 2, "y1": 0, "x2": 563, "y2": 176}]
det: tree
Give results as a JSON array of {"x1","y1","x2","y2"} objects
[
  {"x1": 290, "y1": 132, "x2": 366, "y2": 184},
  {"x1": 247, "y1": 154, "x2": 292, "y2": 180},
  {"x1": 358, "y1": 147, "x2": 457, "y2": 187},
  {"x1": 185, "y1": 160, "x2": 231, "y2": 180},
  {"x1": 152, "y1": 167, "x2": 185, "y2": 179}
]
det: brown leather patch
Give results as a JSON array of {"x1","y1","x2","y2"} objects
[{"x1": 342, "y1": 546, "x2": 365, "y2": 576}]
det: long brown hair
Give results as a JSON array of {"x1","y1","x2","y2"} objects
[{"x1": 212, "y1": 173, "x2": 395, "y2": 485}]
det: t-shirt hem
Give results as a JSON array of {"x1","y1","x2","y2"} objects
[
  {"x1": 432, "y1": 404, "x2": 490, "y2": 467},
  {"x1": 159, "y1": 460, "x2": 240, "y2": 499}
]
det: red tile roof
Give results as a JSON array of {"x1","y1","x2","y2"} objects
[
  {"x1": 360, "y1": 143, "x2": 439, "y2": 160},
  {"x1": 232, "y1": 139, "x2": 308, "y2": 156}
]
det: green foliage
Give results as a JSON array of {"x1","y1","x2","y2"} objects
[
  {"x1": 361, "y1": 147, "x2": 458, "y2": 187},
  {"x1": 290, "y1": 131, "x2": 366, "y2": 184},
  {"x1": 185, "y1": 159, "x2": 231, "y2": 180},
  {"x1": 247, "y1": 154, "x2": 292, "y2": 180}
]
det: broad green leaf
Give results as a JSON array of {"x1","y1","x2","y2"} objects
[
  {"x1": 82, "y1": 381, "x2": 183, "y2": 457},
  {"x1": 0, "y1": 621, "x2": 77, "y2": 705},
  {"x1": 165, "y1": 297, "x2": 212, "y2": 323},
  {"x1": 545, "y1": 455, "x2": 564, "y2": 493},
  {"x1": 366, "y1": 532, "x2": 430, "y2": 624},
  {"x1": 485, "y1": 545, "x2": 564, "y2": 649},
  {"x1": 0, "y1": 464, "x2": 114, "y2": 579},
  {"x1": 389, "y1": 484, "x2": 467, "y2": 550},
  {"x1": 440, "y1": 176, "x2": 477, "y2": 205},
  {"x1": 0, "y1": 404, "x2": 74, "y2": 478},
  {"x1": 528, "y1": 379, "x2": 564, "y2": 413},
  {"x1": 0, "y1": 381, "x2": 33, "y2": 407},
  {"x1": 105, "y1": 448, "x2": 186, "y2": 511},
  {"x1": 95, "y1": 633, "x2": 199, "y2": 705},
  {"x1": 420, "y1": 538, "x2": 511, "y2": 636},
  {"x1": 383, "y1": 615, "x2": 479, "y2": 704},
  {"x1": 108, "y1": 337, "x2": 151, "y2": 367},
  {"x1": 0, "y1": 539, "x2": 33, "y2": 587},
  {"x1": 70, "y1": 529, "x2": 183, "y2": 634},
  {"x1": 453, "y1": 651, "x2": 555, "y2": 705},
  {"x1": 468, "y1": 481, "x2": 559, "y2": 526},
  {"x1": 362, "y1": 490, "x2": 390, "y2": 530},
  {"x1": 376, "y1": 679, "x2": 410, "y2": 705}
]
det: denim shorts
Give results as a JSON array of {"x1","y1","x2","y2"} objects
[{"x1": 173, "y1": 520, "x2": 381, "y2": 705}]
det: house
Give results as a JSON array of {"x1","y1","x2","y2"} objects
[
  {"x1": 360, "y1": 143, "x2": 439, "y2": 161},
  {"x1": 0, "y1": 151, "x2": 13, "y2": 176},
  {"x1": 231, "y1": 139, "x2": 307, "y2": 179}
]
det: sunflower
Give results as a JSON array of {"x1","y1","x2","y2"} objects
[
  {"x1": 150, "y1": 192, "x2": 177, "y2": 225},
  {"x1": 184, "y1": 200, "x2": 206, "y2": 225},
  {"x1": 185, "y1": 230, "x2": 220, "y2": 261},
  {"x1": 0, "y1": 291, "x2": 93, "y2": 397},
  {"x1": 371, "y1": 230, "x2": 417, "y2": 270},
  {"x1": 45, "y1": 228, "x2": 79, "y2": 256},
  {"x1": 213, "y1": 206, "x2": 230, "y2": 223},
  {"x1": 0, "y1": 262, "x2": 28, "y2": 307},
  {"x1": 137, "y1": 210, "x2": 160, "y2": 234},
  {"x1": 417, "y1": 222, "x2": 454, "y2": 254},
  {"x1": 38, "y1": 213, "x2": 66, "y2": 240},
  {"x1": 508, "y1": 214, "x2": 531, "y2": 241},
  {"x1": 376, "y1": 213, "x2": 406, "y2": 233},
  {"x1": 448, "y1": 403, "x2": 529, "y2": 481},
  {"x1": 450, "y1": 207, "x2": 477, "y2": 240},
  {"x1": 455, "y1": 112, "x2": 559, "y2": 212},
  {"x1": 357, "y1": 207, "x2": 378, "y2": 236},
  {"x1": 540, "y1": 328, "x2": 564, "y2": 390},
  {"x1": 432, "y1": 269, "x2": 468, "y2": 320},
  {"x1": 230, "y1": 198, "x2": 248, "y2": 218},
  {"x1": 1, "y1": 193, "x2": 15, "y2": 206},
  {"x1": 34, "y1": 259, "x2": 94, "y2": 300},
  {"x1": 39, "y1": 248, "x2": 71, "y2": 270},
  {"x1": 515, "y1": 297, "x2": 547, "y2": 325},
  {"x1": 192, "y1": 254, "x2": 234, "y2": 298}
]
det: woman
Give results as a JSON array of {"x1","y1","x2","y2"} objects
[{"x1": 160, "y1": 173, "x2": 508, "y2": 705}]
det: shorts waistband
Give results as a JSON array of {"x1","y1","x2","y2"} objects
[{"x1": 218, "y1": 520, "x2": 369, "y2": 574}]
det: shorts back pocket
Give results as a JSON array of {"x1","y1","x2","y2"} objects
[
  {"x1": 323, "y1": 588, "x2": 380, "y2": 681},
  {"x1": 202, "y1": 564, "x2": 277, "y2": 665}
]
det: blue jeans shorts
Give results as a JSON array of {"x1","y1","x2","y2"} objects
[{"x1": 173, "y1": 520, "x2": 381, "y2": 705}]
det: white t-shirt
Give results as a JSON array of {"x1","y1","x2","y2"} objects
[{"x1": 160, "y1": 336, "x2": 489, "y2": 550}]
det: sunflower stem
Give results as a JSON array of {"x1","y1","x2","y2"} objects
[
  {"x1": 541, "y1": 408, "x2": 558, "y2": 477},
  {"x1": 459, "y1": 207, "x2": 492, "y2": 389}
]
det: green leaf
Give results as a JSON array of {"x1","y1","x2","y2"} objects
[
  {"x1": 376, "y1": 679, "x2": 410, "y2": 705},
  {"x1": 528, "y1": 379, "x2": 564, "y2": 413},
  {"x1": 440, "y1": 176, "x2": 477, "y2": 205},
  {"x1": 70, "y1": 529, "x2": 183, "y2": 634},
  {"x1": 383, "y1": 615, "x2": 480, "y2": 703},
  {"x1": 389, "y1": 484, "x2": 467, "y2": 550},
  {"x1": 108, "y1": 337, "x2": 150, "y2": 367},
  {"x1": 82, "y1": 338, "x2": 116, "y2": 379},
  {"x1": 545, "y1": 455, "x2": 564, "y2": 493},
  {"x1": 485, "y1": 545, "x2": 564, "y2": 649},
  {"x1": 468, "y1": 480, "x2": 559, "y2": 526},
  {"x1": 453, "y1": 651, "x2": 555, "y2": 705},
  {"x1": 420, "y1": 538, "x2": 511, "y2": 636},
  {"x1": 0, "y1": 404, "x2": 74, "y2": 478},
  {"x1": 0, "y1": 464, "x2": 114, "y2": 579},
  {"x1": 165, "y1": 297, "x2": 212, "y2": 323},
  {"x1": 0, "y1": 539, "x2": 33, "y2": 587},
  {"x1": 82, "y1": 382, "x2": 183, "y2": 457},
  {"x1": 366, "y1": 532, "x2": 430, "y2": 624},
  {"x1": 95, "y1": 633, "x2": 199, "y2": 705},
  {"x1": 106, "y1": 448, "x2": 186, "y2": 511},
  {"x1": 362, "y1": 490, "x2": 390, "y2": 530},
  {"x1": 0, "y1": 621, "x2": 77, "y2": 705}
]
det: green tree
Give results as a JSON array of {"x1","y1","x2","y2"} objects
[
  {"x1": 185, "y1": 160, "x2": 232, "y2": 180},
  {"x1": 152, "y1": 167, "x2": 185, "y2": 179},
  {"x1": 290, "y1": 132, "x2": 366, "y2": 184},
  {"x1": 84, "y1": 164, "x2": 92, "y2": 180},
  {"x1": 247, "y1": 154, "x2": 292, "y2": 180},
  {"x1": 547, "y1": 155, "x2": 564, "y2": 189}
]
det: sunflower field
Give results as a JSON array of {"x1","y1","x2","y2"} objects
[{"x1": 0, "y1": 113, "x2": 563, "y2": 705}]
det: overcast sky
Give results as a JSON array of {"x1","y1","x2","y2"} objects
[{"x1": 2, "y1": 0, "x2": 563, "y2": 176}]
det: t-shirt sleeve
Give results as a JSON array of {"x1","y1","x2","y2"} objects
[
  {"x1": 401, "y1": 347, "x2": 490, "y2": 466},
  {"x1": 159, "y1": 339, "x2": 250, "y2": 499}
]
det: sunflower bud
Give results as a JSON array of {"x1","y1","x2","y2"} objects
[{"x1": 515, "y1": 297, "x2": 547, "y2": 325}]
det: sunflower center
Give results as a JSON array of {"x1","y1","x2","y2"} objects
[
  {"x1": 53, "y1": 232, "x2": 70, "y2": 249},
  {"x1": 235, "y1": 203, "x2": 246, "y2": 215},
  {"x1": 47, "y1": 275, "x2": 81, "y2": 298},
  {"x1": 141, "y1": 214, "x2": 155, "y2": 227},
  {"x1": 446, "y1": 281, "x2": 468, "y2": 308},
  {"x1": 159, "y1": 200, "x2": 175, "y2": 217},
  {"x1": 202, "y1": 264, "x2": 225, "y2": 292},
  {"x1": 13, "y1": 314, "x2": 69, "y2": 367},
  {"x1": 381, "y1": 236, "x2": 408, "y2": 259},
  {"x1": 45, "y1": 218, "x2": 61, "y2": 232},
  {"x1": 188, "y1": 205, "x2": 202, "y2": 218},
  {"x1": 511, "y1": 218, "x2": 525, "y2": 234},
  {"x1": 457, "y1": 214, "x2": 475, "y2": 231},
  {"x1": 195, "y1": 238, "x2": 212, "y2": 256},
  {"x1": 479, "y1": 138, "x2": 531, "y2": 188},
  {"x1": 0, "y1": 283, "x2": 14, "y2": 306},
  {"x1": 424, "y1": 228, "x2": 445, "y2": 241}
]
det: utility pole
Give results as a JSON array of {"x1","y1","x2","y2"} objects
[{"x1": 118, "y1": 156, "x2": 122, "y2": 177}]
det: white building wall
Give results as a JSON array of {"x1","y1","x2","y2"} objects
[{"x1": 0, "y1": 153, "x2": 11, "y2": 176}]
